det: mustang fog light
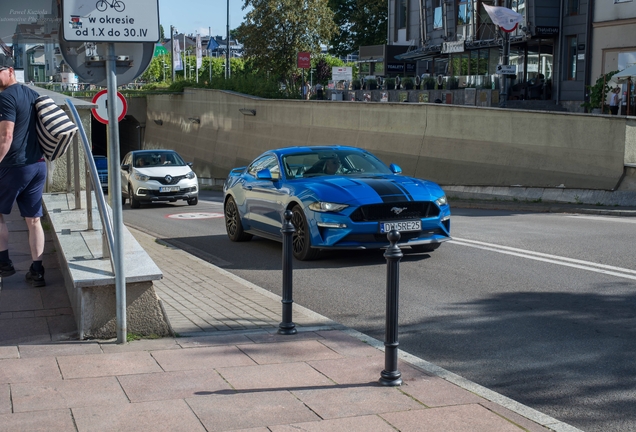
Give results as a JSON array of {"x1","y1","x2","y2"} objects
[{"x1": 317, "y1": 222, "x2": 348, "y2": 228}]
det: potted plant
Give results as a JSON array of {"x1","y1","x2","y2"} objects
[
  {"x1": 423, "y1": 77, "x2": 436, "y2": 90},
  {"x1": 351, "y1": 79, "x2": 362, "y2": 90},
  {"x1": 385, "y1": 78, "x2": 395, "y2": 90},
  {"x1": 366, "y1": 78, "x2": 378, "y2": 90},
  {"x1": 581, "y1": 70, "x2": 618, "y2": 114},
  {"x1": 402, "y1": 77, "x2": 415, "y2": 90}
]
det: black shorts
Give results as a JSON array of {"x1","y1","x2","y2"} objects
[{"x1": 0, "y1": 161, "x2": 47, "y2": 218}]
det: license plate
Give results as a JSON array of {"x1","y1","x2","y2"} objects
[
  {"x1": 380, "y1": 220, "x2": 421, "y2": 233},
  {"x1": 159, "y1": 186, "x2": 180, "y2": 193}
]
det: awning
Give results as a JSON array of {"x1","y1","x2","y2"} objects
[
  {"x1": 395, "y1": 46, "x2": 442, "y2": 61},
  {"x1": 357, "y1": 57, "x2": 384, "y2": 63}
]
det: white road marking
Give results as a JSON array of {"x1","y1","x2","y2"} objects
[
  {"x1": 450, "y1": 237, "x2": 636, "y2": 281},
  {"x1": 166, "y1": 212, "x2": 224, "y2": 219},
  {"x1": 566, "y1": 215, "x2": 636, "y2": 224}
]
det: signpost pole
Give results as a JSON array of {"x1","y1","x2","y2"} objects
[{"x1": 106, "y1": 43, "x2": 127, "y2": 344}]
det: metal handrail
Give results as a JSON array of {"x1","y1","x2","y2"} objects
[{"x1": 65, "y1": 98, "x2": 116, "y2": 272}]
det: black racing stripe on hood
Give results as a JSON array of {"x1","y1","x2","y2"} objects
[{"x1": 357, "y1": 178, "x2": 411, "y2": 203}]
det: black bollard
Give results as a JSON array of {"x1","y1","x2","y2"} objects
[
  {"x1": 278, "y1": 210, "x2": 297, "y2": 335},
  {"x1": 379, "y1": 230, "x2": 403, "y2": 386}
]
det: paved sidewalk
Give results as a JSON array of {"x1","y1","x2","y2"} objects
[{"x1": 0, "y1": 210, "x2": 582, "y2": 432}]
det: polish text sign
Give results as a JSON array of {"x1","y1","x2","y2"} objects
[{"x1": 62, "y1": 0, "x2": 160, "y2": 42}]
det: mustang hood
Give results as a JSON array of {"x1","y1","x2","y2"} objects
[{"x1": 301, "y1": 175, "x2": 444, "y2": 205}]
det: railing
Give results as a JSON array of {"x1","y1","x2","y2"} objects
[{"x1": 65, "y1": 99, "x2": 116, "y2": 272}]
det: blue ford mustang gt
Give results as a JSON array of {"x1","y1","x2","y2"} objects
[{"x1": 223, "y1": 146, "x2": 451, "y2": 260}]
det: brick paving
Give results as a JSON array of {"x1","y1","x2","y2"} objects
[{"x1": 0, "y1": 210, "x2": 582, "y2": 432}]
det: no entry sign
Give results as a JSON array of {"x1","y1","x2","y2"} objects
[{"x1": 91, "y1": 90, "x2": 128, "y2": 124}]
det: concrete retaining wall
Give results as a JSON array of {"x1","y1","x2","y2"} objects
[{"x1": 144, "y1": 89, "x2": 635, "y2": 190}]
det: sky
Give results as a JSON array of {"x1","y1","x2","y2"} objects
[{"x1": 158, "y1": 0, "x2": 252, "y2": 38}]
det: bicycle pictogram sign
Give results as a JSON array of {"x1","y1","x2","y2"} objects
[{"x1": 96, "y1": 0, "x2": 125, "y2": 12}]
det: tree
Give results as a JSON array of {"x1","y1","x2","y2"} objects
[
  {"x1": 236, "y1": 0, "x2": 337, "y2": 87},
  {"x1": 328, "y1": 0, "x2": 387, "y2": 58},
  {"x1": 159, "y1": 25, "x2": 165, "y2": 42}
]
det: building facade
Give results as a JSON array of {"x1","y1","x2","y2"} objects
[{"x1": 367, "y1": 0, "x2": 604, "y2": 111}]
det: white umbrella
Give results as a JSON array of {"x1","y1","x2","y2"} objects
[{"x1": 611, "y1": 65, "x2": 636, "y2": 82}]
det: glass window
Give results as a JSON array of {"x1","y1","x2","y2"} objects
[
  {"x1": 457, "y1": 0, "x2": 472, "y2": 25},
  {"x1": 567, "y1": 0, "x2": 579, "y2": 15},
  {"x1": 248, "y1": 155, "x2": 280, "y2": 179},
  {"x1": 434, "y1": 0, "x2": 443, "y2": 29},
  {"x1": 478, "y1": 49, "x2": 489, "y2": 75},
  {"x1": 398, "y1": 0, "x2": 407, "y2": 29},
  {"x1": 567, "y1": 36, "x2": 577, "y2": 80}
]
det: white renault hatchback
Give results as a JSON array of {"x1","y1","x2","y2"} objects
[{"x1": 121, "y1": 150, "x2": 198, "y2": 208}]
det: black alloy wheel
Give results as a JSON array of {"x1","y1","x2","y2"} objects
[
  {"x1": 224, "y1": 197, "x2": 252, "y2": 242},
  {"x1": 291, "y1": 206, "x2": 320, "y2": 261},
  {"x1": 187, "y1": 197, "x2": 198, "y2": 206}
]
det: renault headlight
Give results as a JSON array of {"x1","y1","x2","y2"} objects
[
  {"x1": 186, "y1": 171, "x2": 196, "y2": 179},
  {"x1": 435, "y1": 195, "x2": 448, "y2": 206},
  {"x1": 133, "y1": 171, "x2": 150, "y2": 182},
  {"x1": 309, "y1": 202, "x2": 349, "y2": 212}
]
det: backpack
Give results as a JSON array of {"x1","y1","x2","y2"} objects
[{"x1": 34, "y1": 95, "x2": 78, "y2": 161}]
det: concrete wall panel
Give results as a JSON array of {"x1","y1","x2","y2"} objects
[{"x1": 144, "y1": 89, "x2": 629, "y2": 190}]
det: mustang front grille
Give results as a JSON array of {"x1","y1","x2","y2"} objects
[{"x1": 349, "y1": 201, "x2": 440, "y2": 222}]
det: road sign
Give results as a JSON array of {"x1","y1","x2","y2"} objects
[
  {"x1": 62, "y1": 0, "x2": 160, "y2": 43},
  {"x1": 297, "y1": 52, "x2": 311, "y2": 69},
  {"x1": 496, "y1": 64, "x2": 517, "y2": 75},
  {"x1": 91, "y1": 90, "x2": 127, "y2": 124}
]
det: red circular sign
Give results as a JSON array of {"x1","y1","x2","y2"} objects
[{"x1": 91, "y1": 90, "x2": 128, "y2": 124}]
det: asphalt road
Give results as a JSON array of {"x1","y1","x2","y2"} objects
[{"x1": 123, "y1": 191, "x2": 636, "y2": 432}]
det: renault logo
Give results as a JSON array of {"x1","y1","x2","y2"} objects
[
  {"x1": 165, "y1": 175, "x2": 173, "y2": 183},
  {"x1": 391, "y1": 207, "x2": 407, "y2": 215}
]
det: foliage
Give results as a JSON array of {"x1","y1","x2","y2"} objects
[
  {"x1": 351, "y1": 79, "x2": 361, "y2": 90},
  {"x1": 167, "y1": 73, "x2": 291, "y2": 99},
  {"x1": 328, "y1": 0, "x2": 387, "y2": 58},
  {"x1": 236, "y1": 0, "x2": 337, "y2": 89},
  {"x1": 366, "y1": 78, "x2": 377, "y2": 90},
  {"x1": 581, "y1": 70, "x2": 618, "y2": 113},
  {"x1": 423, "y1": 77, "x2": 436, "y2": 89},
  {"x1": 314, "y1": 58, "x2": 332, "y2": 84},
  {"x1": 402, "y1": 77, "x2": 414, "y2": 90},
  {"x1": 385, "y1": 78, "x2": 395, "y2": 90}
]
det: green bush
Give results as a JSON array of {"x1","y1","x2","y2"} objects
[
  {"x1": 385, "y1": 78, "x2": 395, "y2": 90},
  {"x1": 581, "y1": 70, "x2": 618, "y2": 113},
  {"x1": 402, "y1": 77, "x2": 414, "y2": 90}
]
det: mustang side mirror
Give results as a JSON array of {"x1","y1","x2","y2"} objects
[
  {"x1": 389, "y1": 164, "x2": 402, "y2": 174},
  {"x1": 256, "y1": 168, "x2": 273, "y2": 180}
]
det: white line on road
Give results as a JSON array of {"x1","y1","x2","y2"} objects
[
  {"x1": 566, "y1": 215, "x2": 636, "y2": 224},
  {"x1": 450, "y1": 237, "x2": 636, "y2": 281}
]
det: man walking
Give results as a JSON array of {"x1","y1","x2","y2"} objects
[{"x1": 0, "y1": 55, "x2": 46, "y2": 286}]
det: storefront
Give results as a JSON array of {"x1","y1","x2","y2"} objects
[{"x1": 358, "y1": 44, "x2": 417, "y2": 78}]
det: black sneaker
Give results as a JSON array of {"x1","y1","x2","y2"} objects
[
  {"x1": 0, "y1": 260, "x2": 15, "y2": 277},
  {"x1": 25, "y1": 265, "x2": 45, "y2": 287}
]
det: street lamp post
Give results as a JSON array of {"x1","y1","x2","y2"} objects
[{"x1": 226, "y1": 0, "x2": 230, "y2": 79}]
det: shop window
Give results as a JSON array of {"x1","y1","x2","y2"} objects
[
  {"x1": 434, "y1": 0, "x2": 443, "y2": 29},
  {"x1": 566, "y1": 36, "x2": 577, "y2": 80},
  {"x1": 397, "y1": 0, "x2": 407, "y2": 29},
  {"x1": 567, "y1": 0, "x2": 579, "y2": 15}
]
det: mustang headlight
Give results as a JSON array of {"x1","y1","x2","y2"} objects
[
  {"x1": 186, "y1": 171, "x2": 196, "y2": 179},
  {"x1": 133, "y1": 170, "x2": 150, "y2": 182},
  {"x1": 309, "y1": 202, "x2": 349, "y2": 213},
  {"x1": 435, "y1": 195, "x2": 448, "y2": 206}
]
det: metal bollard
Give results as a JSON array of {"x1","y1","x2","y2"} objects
[
  {"x1": 278, "y1": 210, "x2": 297, "y2": 335},
  {"x1": 379, "y1": 230, "x2": 403, "y2": 386}
]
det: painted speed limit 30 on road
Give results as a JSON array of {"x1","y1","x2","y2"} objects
[{"x1": 165, "y1": 213, "x2": 224, "y2": 220}]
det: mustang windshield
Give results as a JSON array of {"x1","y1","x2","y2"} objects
[{"x1": 283, "y1": 151, "x2": 393, "y2": 178}]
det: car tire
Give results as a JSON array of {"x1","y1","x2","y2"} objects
[
  {"x1": 291, "y1": 205, "x2": 320, "y2": 261},
  {"x1": 187, "y1": 197, "x2": 198, "y2": 206},
  {"x1": 129, "y1": 185, "x2": 140, "y2": 209},
  {"x1": 225, "y1": 196, "x2": 252, "y2": 242},
  {"x1": 410, "y1": 244, "x2": 440, "y2": 253}
]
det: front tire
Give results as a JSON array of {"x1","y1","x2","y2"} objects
[
  {"x1": 225, "y1": 197, "x2": 252, "y2": 242},
  {"x1": 291, "y1": 206, "x2": 320, "y2": 261},
  {"x1": 187, "y1": 197, "x2": 198, "y2": 206},
  {"x1": 129, "y1": 185, "x2": 140, "y2": 209}
]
